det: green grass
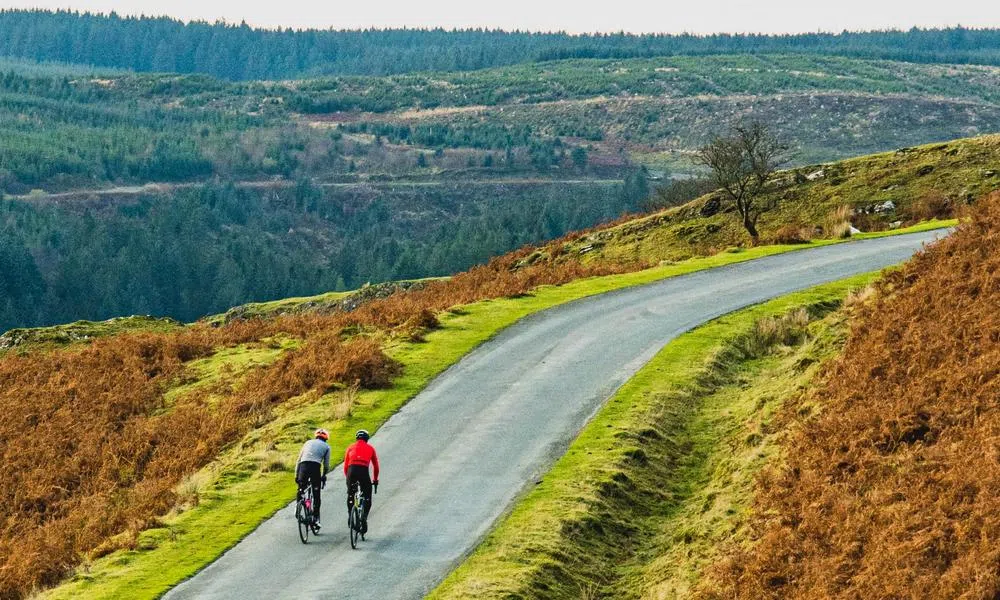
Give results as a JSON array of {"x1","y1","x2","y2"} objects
[
  {"x1": 161, "y1": 338, "x2": 301, "y2": 409},
  {"x1": 618, "y1": 308, "x2": 850, "y2": 598},
  {"x1": 852, "y1": 218, "x2": 957, "y2": 238},
  {"x1": 37, "y1": 222, "x2": 942, "y2": 599},
  {"x1": 429, "y1": 274, "x2": 870, "y2": 599}
]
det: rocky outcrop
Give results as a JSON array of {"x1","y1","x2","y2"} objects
[
  {"x1": 218, "y1": 280, "x2": 429, "y2": 324},
  {"x1": 0, "y1": 316, "x2": 181, "y2": 351}
]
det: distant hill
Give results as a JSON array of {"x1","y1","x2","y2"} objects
[
  {"x1": 2, "y1": 10, "x2": 1000, "y2": 79},
  {"x1": 0, "y1": 54, "x2": 997, "y2": 195}
]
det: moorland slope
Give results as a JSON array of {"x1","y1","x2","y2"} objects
[{"x1": 705, "y1": 191, "x2": 1000, "y2": 598}]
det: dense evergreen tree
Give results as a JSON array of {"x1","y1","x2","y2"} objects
[
  {"x1": 0, "y1": 180, "x2": 638, "y2": 331},
  {"x1": 1, "y1": 10, "x2": 1000, "y2": 80}
]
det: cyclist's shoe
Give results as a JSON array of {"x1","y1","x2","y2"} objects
[
  {"x1": 313, "y1": 520, "x2": 322, "y2": 531},
  {"x1": 361, "y1": 519, "x2": 368, "y2": 535}
]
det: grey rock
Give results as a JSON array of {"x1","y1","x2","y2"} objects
[{"x1": 700, "y1": 196, "x2": 722, "y2": 217}]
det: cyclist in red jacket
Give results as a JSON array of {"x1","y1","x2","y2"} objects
[{"x1": 344, "y1": 429, "x2": 380, "y2": 534}]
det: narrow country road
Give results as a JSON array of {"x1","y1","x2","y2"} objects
[{"x1": 165, "y1": 230, "x2": 945, "y2": 600}]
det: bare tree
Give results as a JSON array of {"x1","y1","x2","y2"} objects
[{"x1": 695, "y1": 120, "x2": 789, "y2": 240}]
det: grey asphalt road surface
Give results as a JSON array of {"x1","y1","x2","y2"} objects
[{"x1": 165, "y1": 229, "x2": 946, "y2": 600}]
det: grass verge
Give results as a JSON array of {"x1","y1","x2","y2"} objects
[
  {"x1": 429, "y1": 274, "x2": 871, "y2": 599},
  {"x1": 37, "y1": 224, "x2": 938, "y2": 600}
]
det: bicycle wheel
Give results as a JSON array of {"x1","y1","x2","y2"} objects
[
  {"x1": 297, "y1": 489, "x2": 311, "y2": 544},
  {"x1": 297, "y1": 501, "x2": 310, "y2": 544},
  {"x1": 349, "y1": 505, "x2": 359, "y2": 549},
  {"x1": 298, "y1": 500, "x2": 311, "y2": 544}
]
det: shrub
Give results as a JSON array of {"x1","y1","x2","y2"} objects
[
  {"x1": 770, "y1": 224, "x2": 812, "y2": 244},
  {"x1": 822, "y1": 204, "x2": 854, "y2": 238},
  {"x1": 733, "y1": 308, "x2": 811, "y2": 358},
  {"x1": 908, "y1": 192, "x2": 954, "y2": 222}
]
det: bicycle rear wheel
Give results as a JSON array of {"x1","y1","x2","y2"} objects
[
  {"x1": 297, "y1": 501, "x2": 311, "y2": 544},
  {"x1": 349, "y1": 505, "x2": 359, "y2": 549}
]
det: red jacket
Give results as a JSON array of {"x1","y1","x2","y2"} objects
[{"x1": 344, "y1": 440, "x2": 380, "y2": 482}]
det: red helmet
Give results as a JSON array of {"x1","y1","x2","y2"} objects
[{"x1": 315, "y1": 428, "x2": 329, "y2": 441}]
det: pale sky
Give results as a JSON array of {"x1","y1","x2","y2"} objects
[{"x1": 4, "y1": 0, "x2": 999, "y2": 34}]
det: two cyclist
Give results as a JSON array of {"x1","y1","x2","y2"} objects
[
  {"x1": 295, "y1": 428, "x2": 331, "y2": 530},
  {"x1": 296, "y1": 428, "x2": 380, "y2": 535}
]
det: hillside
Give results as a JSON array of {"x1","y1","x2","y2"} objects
[
  {"x1": 558, "y1": 135, "x2": 1000, "y2": 262},
  {"x1": 2, "y1": 54, "x2": 998, "y2": 194},
  {"x1": 327, "y1": 54, "x2": 1000, "y2": 168},
  {"x1": 2, "y1": 53, "x2": 1000, "y2": 332},
  {"x1": 702, "y1": 193, "x2": 1000, "y2": 598},
  {"x1": 427, "y1": 166, "x2": 1000, "y2": 600},
  {"x1": 0, "y1": 135, "x2": 966, "y2": 598}
]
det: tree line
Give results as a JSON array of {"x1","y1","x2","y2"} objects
[
  {"x1": 1, "y1": 10, "x2": 1000, "y2": 79},
  {"x1": 0, "y1": 179, "x2": 646, "y2": 331}
]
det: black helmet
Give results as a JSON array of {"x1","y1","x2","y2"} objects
[{"x1": 355, "y1": 429, "x2": 370, "y2": 441}]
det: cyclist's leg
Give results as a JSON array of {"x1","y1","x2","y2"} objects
[
  {"x1": 312, "y1": 478, "x2": 322, "y2": 522},
  {"x1": 346, "y1": 465, "x2": 365, "y2": 507},
  {"x1": 305, "y1": 462, "x2": 322, "y2": 522},
  {"x1": 346, "y1": 470, "x2": 360, "y2": 528},
  {"x1": 295, "y1": 462, "x2": 308, "y2": 500},
  {"x1": 346, "y1": 469, "x2": 360, "y2": 529},
  {"x1": 359, "y1": 471, "x2": 373, "y2": 523}
]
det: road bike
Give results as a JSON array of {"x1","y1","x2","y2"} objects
[
  {"x1": 295, "y1": 482, "x2": 321, "y2": 544},
  {"x1": 347, "y1": 483, "x2": 367, "y2": 549}
]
